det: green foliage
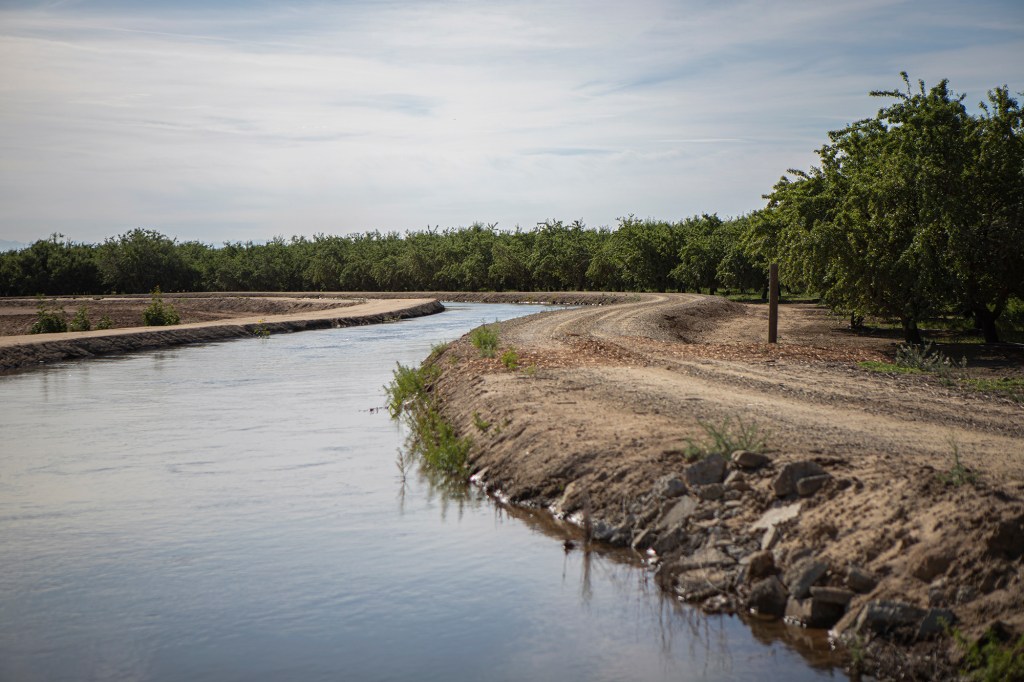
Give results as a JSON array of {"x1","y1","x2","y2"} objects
[
  {"x1": 0, "y1": 234, "x2": 102, "y2": 296},
  {"x1": 385, "y1": 362, "x2": 440, "y2": 418},
  {"x1": 469, "y1": 323, "x2": 500, "y2": 358},
  {"x1": 68, "y1": 306, "x2": 91, "y2": 332},
  {"x1": 683, "y1": 416, "x2": 768, "y2": 462},
  {"x1": 963, "y1": 377, "x2": 1024, "y2": 403},
  {"x1": 762, "y1": 74, "x2": 1024, "y2": 344},
  {"x1": 956, "y1": 628, "x2": 1024, "y2": 681},
  {"x1": 895, "y1": 343, "x2": 964, "y2": 372},
  {"x1": 96, "y1": 315, "x2": 113, "y2": 330},
  {"x1": 251, "y1": 319, "x2": 270, "y2": 338},
  {"x1": 98, "y1": 229, "x2": 196, "y2": 294},
  {"x1": 29, "y1": 298, "x2": 67, "y2": 334},
  {"x1": 501, "y1": 348, "x2": 519, "y2": 371},
  {"x1": 142, "y1": 287, "x2": 180, "y2": 326},
  {"x1": 385, "y1": 360, "x2": 470, "y2": 478},
  {"x1": 472, "y1": 412, "x2": 491, "y2": 432}
]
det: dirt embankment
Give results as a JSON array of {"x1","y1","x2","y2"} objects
[
  {"x1": 0, "y1": 294, "x2": 442, "y2": 371},
  {"x1": 430, "y1": 293, "x2": 1024, "y2": 679}
]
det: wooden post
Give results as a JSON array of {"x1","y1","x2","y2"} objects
[{"x1": 768, "y1": 263, "x2": 779, "y2": 344}]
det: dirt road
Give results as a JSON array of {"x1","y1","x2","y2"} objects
[{"x1": 432, "y1": 293, "x2": 1024, "y2": 678}]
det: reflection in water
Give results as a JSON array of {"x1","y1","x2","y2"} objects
[
  {"x1": 409, "y1": 463, "x2": 843, "y2": 681},
  {"x1": 0, "y1": 303, "x2": 846, "y2": 682}
]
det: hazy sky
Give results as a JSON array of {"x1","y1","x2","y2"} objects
[{"x1": 1, "y1": 0, "x2": 1022, "y2": 245}]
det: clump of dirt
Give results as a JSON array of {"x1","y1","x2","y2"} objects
[{"x1": 428, "y1": 293, "x2": 1024, "y2": 679}]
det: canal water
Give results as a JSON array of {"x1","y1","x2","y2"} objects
[{"x1": 0, "y1": 302, "x2": 846, "y2": 681}]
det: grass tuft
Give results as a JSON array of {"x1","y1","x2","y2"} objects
[
  {"x1": 937, "y1": 437, "x2": 978, "y2": 487},
  {"x1": 683, "y1": 416, "x2": 768, "y2": 461},
  {"x1": 469, "y1": 322, "x2": 500, "y2": 357}
]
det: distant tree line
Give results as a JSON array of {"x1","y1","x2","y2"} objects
[
  {"x1": 0, "y1": 216, "x2": 765, "y2": 299},
  {"x1": 1, "y1": 75, "x2": 1021, "y2": 343}
]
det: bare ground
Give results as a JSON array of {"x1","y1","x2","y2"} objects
[{"x1": 430, "y1": 293, "x2": 1024, "y2": 679}]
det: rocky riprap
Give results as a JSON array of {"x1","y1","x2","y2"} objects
[{"x1": 550, "y1": 449, "x2": 959, "y2": 655}]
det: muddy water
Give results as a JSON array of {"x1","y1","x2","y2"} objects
[{"x1": 0, "y1": 303, "x2": 846, "y2": 682}]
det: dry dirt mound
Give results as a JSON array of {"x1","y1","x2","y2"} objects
[{"x1": 430, "y1": 293, "x2": 1024, "y2": 679}]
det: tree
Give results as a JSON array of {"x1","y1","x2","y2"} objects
[
  {"x1": 764, "y1": 74, "x2": 994, "y2": 343},
  {"x1": 951, "y1": 86, "x2": 1024, "y2": 341},
  {"x1": 97, "y1": 229, "x2": 193, "y2": 294},
  {"x1": 672, "y1": 215, "x2": 727, "y2": 294}
]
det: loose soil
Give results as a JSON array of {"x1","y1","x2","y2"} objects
[{"x1": 429, "y1": 293, "x2": 1024, "y2": 680}]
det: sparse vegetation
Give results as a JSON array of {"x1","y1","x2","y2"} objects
[
  {"x1": 469, "y1": 323, "x2": 500, "y2": 357},
  {"x1": 895, "y1": 342, "x2": 967, "y2": 375},
  {"x1": 963, "y1": 377, "x2": 1024, "y2": 403},
  {"x1": 956, "y1": 628, "x2": 1024, "y2": 682},
  {"x1": 858, "y1": 360, "x2": 921, "y2": 374},
  {"x1": 29, "y1": 298, "x2": 67, "y2": 334},
  {"x1": 683, "y1": 416, "x2": 768, "y2": 461},
  {"x1": 68, "y1": 305, "x2": 90, "y2": 332},
  {"x1": 385, "y1": 360, "x2": 470, "y2": 478},
  {"x1": 385, "y1": 362, "x2": 439, "y2": 418},
  {"x1": 142, "y1": 287, "x2": 180, "y2": 326},
  {"x1": 252, "y1": 319, "x2": 270, "y2": 338},
  {"x1": 938, "y1": 438, "x2": 978, "y2": 487},
  {"x1": 95, "y1": 315, "x2": 113, "y2": 330},
  {"x1": 860, "y1": 342, "x2": 968, "y2": 384},
  {"x1": 501, "y1": 348, "x2": 519, "y2": 371},
  {"x1": 472, "y1": 412, "x2": 491, "y2": 433}
]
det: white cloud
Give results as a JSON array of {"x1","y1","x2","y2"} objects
[{"x1": 0, "y1": 0, "x2": 1022, "y2": 243}]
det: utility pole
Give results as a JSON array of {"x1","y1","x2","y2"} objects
[{"x1": 768, "y1": 263, "x2": 779, "y2": 344}]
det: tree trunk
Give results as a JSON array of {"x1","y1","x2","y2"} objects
[
  {"x1": 972, "y1": 306, "x2": 1001, "y2": 343},
  {"x1": 901, "y1": 317, "x2": 923, "y2": 345}
]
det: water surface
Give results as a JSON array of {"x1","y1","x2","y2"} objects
[{"x1": 0, "y1": 303, "x2": 845, "y2": 681}]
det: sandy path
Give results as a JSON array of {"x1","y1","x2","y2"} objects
[{"x1": 496, "y1": 293, "x2": 1023, "y2": 479}]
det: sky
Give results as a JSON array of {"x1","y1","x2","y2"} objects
[{"x1": 1, "y1": 0, "x2": 1022, "y2": 246}]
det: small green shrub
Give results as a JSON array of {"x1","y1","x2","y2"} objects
[
  {"x1": 385, "y1": 359, "x2": 470, "y2": 478},
  {"x1": 501, "y1": 348, "x2": 519, "y2": 371},
  {"x1": 956, "y1": 628, "x2": 1024, "y2": 682},
  {"x1": 96, "y1": 315, "x2": 113, "y2": 330},
  {"x1": 29, "y1": 299, "x2": 67, "y2": 334},
  {"x1": 252, "y1": 319, "x2": 270, "y2": 338},
  {"x1": 937, "y1": 438, "x2": 978, "y2": 487},
  {"x1": 68, "y1": 306, "x2": 91, "y2": 332},
  {"x1": 472, "y1": 412, "x2": 491, "y2": 433},
  {"x1": 469, "y1": 323, "x2": 500, "y2": 358},
  {"x1": 896, "y1": 342, "x2": 967, "y2": 378},
  {"x1": 683, "y1": 416, "x2": 768, "y2": 461},
  {"x1": 385, "y1": 362, "x2": 439, "y2": 418},
  {"x1": 142, "y1": 287, "x2": 180, "y2": 326},
  {"x1": 414, "y1": 407, "x2": 471, "y2": 475}
]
